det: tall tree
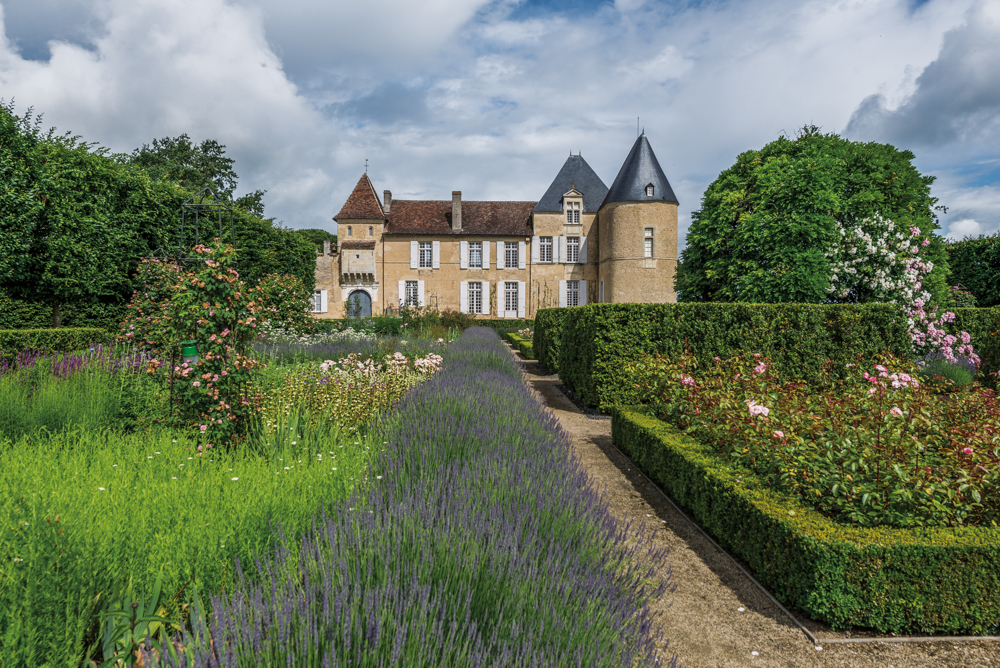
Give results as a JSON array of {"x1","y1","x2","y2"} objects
[
  {"x1": 676, "y1": 126, "x2": 948, "y2": 304},
  {"x1": 128, "y1": 134, "x2": 239, "y2": 199}
]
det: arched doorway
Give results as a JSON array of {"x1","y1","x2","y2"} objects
[{"x1": 346, "y1": 290, "x2": 372, "y2": 318}]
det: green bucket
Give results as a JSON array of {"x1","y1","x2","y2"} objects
[{"x1": 181, "y1": 340, "x2": 199, "y2": 365}]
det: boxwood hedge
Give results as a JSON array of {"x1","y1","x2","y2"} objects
[
  {"x1": 553, "y1": 303, "x2": 1000, "y2": 408},
  {"x1": 534, "y1": 308, "x2": 569, "y2": 374},
  {"x1": 612, "y1": 405, "x2": 1000, "y2": 634}
]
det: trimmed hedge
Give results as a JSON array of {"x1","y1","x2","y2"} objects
[
  {"x1": 476, "y1": 318, "x2": 533, "y2": 333},
  {"x1": 505, "y1": 333, "x2": 535, "y2": 359},
  {"x1": 534, "y1": 308, "x2": 569, "y2": 374},
  {"x1": 558, "y1": 303, "x2": 1000, "y2": 408},
  {"x1": 0, "y1": 328, "x2": 113, "y2": 361},
  {"x1": 612, "y1": 406, "x2": 1000, "y2": 634}
]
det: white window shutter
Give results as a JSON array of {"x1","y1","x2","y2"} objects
[
  {"x1": 410, "y1": 241, "x2": 418, "y2": 269},
  {"x1": 320, "y1": 290, "x2": 328, "y2": 313},
  {"x1": 496, "y1": 241, "x2": 505, "y2": 269},
  {"x1": 417, "y1": 280, "x2": 425, "y2": 306},
  {"x1": 531, "y1": 236, "x2": 540, "y2": 262},
  {"x1": 557, "y1": 236, "x2": 565, "y2": 264},
  {"x1": 518, "y1": 241, "x2": 526, "y2": 270},
  {"x1": 398, "y1": 280, "x2": 405, "y2": 307},
  {"x1": 460, "y1": 281, "x2": 468, "y2": 313},
  {"x1": 517, "y1": 281, "x2": 525, "y2": 318},
  {"x1": 579, "y1": 280, "x2": 587, "y2": 306},
  {"x1": 483, "y1": 240, "x2": 490, "y2": 269},
  {"x1": 432, "y1": 240, "x2": 441, "y2": 269},
  {"x1": 460, "y1": 241, "x2": 468, "y2": 269},
  {"x1": 580, "y1": 236, "x2": 588, "y2": 263},
  {"x1": 559, "y1": 280, "x2": 567, "y2": 308}
]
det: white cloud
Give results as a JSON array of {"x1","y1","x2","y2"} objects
[{"x1": 945, "y1": 218, "x2": 984, "y2": 240}]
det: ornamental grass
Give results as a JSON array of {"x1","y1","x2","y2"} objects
[{"x1": 150, "y1": 327, "x2": 676, "y2": 667}]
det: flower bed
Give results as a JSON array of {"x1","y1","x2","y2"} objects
[
  {"x1": 632, "y1": 352, "x2": 999, "y2": 528},
  {"x1": 150, "y1": 327, "x2": 675, "y2": 666},
  {"x1": 611, "y1": 405, "x2": 1000, "y2": 634}
]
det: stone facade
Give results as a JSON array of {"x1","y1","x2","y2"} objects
[{"x1": 313, "y1": 134, "x2": 678, "y2": 319}]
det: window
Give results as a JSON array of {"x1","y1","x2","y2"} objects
[
  {"x1": 644, "y1": 227, "x2": 654, "y2": 258},
  {"x1": 539, "y1": 236, "x2": 553, "y2": 263},
  {"x1": 566, "y1": 237, "x2": 580, "y2": 263},
  {"x1": 368, "y1": 226, "x2": 373, "y2": 236},
  {"x1": 646, "y1": 184, "x2": 654, "y2": 197},
  {"x1": 504, "y1": 281, "x2": 518, "y2": 315},
  {"x1": 565, "y1": 201, "x2": 581, "y2": 225},
  {"x1": 312, "y1": 290, "x2": 322, "y2": 313},
  {"x1": 419, "y1": 241, "x2": 433, "y2": 268},
  {"x1": 404, "y1": 280, "x2": 419, "y2": 306},
  {"x1": 567, "y1": 280, "x2": 580, "y2": 307},
  {"x1": 469, "y1": 242, "x2": 482, "y2": 268},
  {"x1": 505, "y1": 242, "x2": 518, "y2": 269},
  {"x1": 468, "y1": 281, "x2": 483, "y2": 314},
  {"x1": 347, "y1": 226, "x2": 352, "y2": 236}
]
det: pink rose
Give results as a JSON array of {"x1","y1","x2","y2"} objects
[
  {"x1": 773, "y1": 430, "x2": 784, "y2": 439},
  {"x1": 199, "y1": 424, "x2": 207, "y2": 432},
  {"x1": 889, "y1": 407, "x2": 903, "y2": 417},
  {"x1": 193, "y1": 381, "x2": 200, "y2": 387},
  {"x1": 963, "y1": 447, "x2": 973, "y2": 455}
]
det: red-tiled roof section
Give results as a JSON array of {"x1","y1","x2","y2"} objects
[
  {"x1": 340, "y1": 240, "x2": 376, "y2": 250},
  {"x1": 384, "y1": 200, "x2": 535, "y2": 236},
  {"x1": 334, "y1": 174, "x2": 385, "y2": 220}
]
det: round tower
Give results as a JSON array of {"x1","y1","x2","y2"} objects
[{"x1": 597, "y1": 133, "x2": 678, "y2": 304}]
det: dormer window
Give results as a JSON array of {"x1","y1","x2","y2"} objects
[
  {"x1": 566, "y1": 201, "x2": 581, "y2": 225},
  {"x1": 645, "y1": 184, "x2": 654, "y2": 197}
]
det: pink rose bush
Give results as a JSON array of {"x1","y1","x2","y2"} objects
[{"x1": 631, "y1": 351, "x2": 1000, "y2": 528}]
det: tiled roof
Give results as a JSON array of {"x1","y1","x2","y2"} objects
[
  {"x1": 602, "y1": 134, "x2": 678, "y2": 206},
  {"x1": 384, "y1": 200, "x2": 535, "y2": 236},
  {"x1": 334, "y1": 174, "x2": 386, "y2": 220},
  {"x1": 340, "y1": 240, "x2": 376, "y2": 250},
  {"x1": 534, "y1": 154, "x2": 609, "y2": 213}
]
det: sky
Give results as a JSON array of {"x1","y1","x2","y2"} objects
[{"x1": 1, "y1": 0, "x2": 998, "y2": 248}]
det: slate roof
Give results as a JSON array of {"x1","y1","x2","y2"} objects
[
  {"x1": 602, "y1": 134, "x2": 678, "y2": 207},
  {"x1": 340, "y1": 240, "x2": 376, "y2": 250},
  {"x1": 384, "y1": 200, "x2": 535, "y2": 236},
  {"x1": 533, "y1": 154, "x2": 609, "y2": 213},
  {"x1": 334, "y1": 173, "x2": 386, "y2": 220}
]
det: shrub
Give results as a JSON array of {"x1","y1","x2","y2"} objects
[
  {"x1": 633, "y1": 351, "x2": 999, "y2": 528},
  {"x1": 917, "y1": 351, "x2": 978, "y2": 386},
  {"x1": 534, "y1": 308, "x2": 569, "y2": 374},
  {"x1": 946, "y1": 234, "x2": 1000, "y2": 307},
  {"x1": 0, "y1": 328, "x2": 111, "y2": 361},
  {"x1": 611, "y1": 406, "x2": 1000, "y2": 634},
  {"x1": 558, "y1": 303, "x2": 915, "y2": 408},
  {"x1": 439, "y1": 308, "x2": 478, "y2": 330}
]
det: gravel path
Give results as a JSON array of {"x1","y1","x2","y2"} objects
[{"x1": 514, "y1": 350, "x2": 999, "y2": 668}]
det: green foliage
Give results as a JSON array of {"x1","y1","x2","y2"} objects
[
  {"x1": 0, "y1": 328, "x2": 111, "y2": 361},
  {"x1": 256, "y1": 273, "x2": 314, "y2": 336},
  {"x1": 946, "y1": 234, "x2": 1000, "y2": 307},
  {"x1": 611, "y1": 406, "x2": 1000, "y2": 634},
  {"x1": 634, "y1": 351, "x2": 998, "y2": 527},
  {"x1": 558, "y1": 303, "x2": 924, "y2": 408},
  {"x1": 291, "y1": 228, "x2": 338, "y2": 251},
  {"x1": 127, "y1": 134, "x2": 238, "y2": 200},
  {"x1": 472, "y1": 318, "x2": 534, "y2": 334},
  {"x1": 0, "y1": 427, "x2": 376, "y2": 667},
  {"x1": 534, "y1": 308, "x2": 569, "y2": 374},
  {"x1": 676, "y1": 126, "x2": 948, "y2": 304}
]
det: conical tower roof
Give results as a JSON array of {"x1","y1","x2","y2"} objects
[
  {"x1": 601, "y1": 134, "x2": 678, "y2": 207},
  {"x1": 534, "y1": 154, "x2": 609, "y2": 213},
  {"x1": 334, "y1": 173, "x2": 385, "y2": 220}
]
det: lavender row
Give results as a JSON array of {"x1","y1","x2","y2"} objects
[
  {"x1": 0, "y1": 344, "x2": 149, "y2": 380},
  {"x1": 152, "y1": 327, "x2": 677, "y2": 667}
]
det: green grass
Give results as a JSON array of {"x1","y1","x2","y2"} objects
[{"x1": 0, "y1": 426, "x2": 379, "y2": 666}]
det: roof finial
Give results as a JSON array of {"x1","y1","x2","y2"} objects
[{"x1": 365, "y1": 158, "x2": 369, "y2": 173}]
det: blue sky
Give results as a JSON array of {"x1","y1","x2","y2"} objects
[{"x1": 1, "y1": 0, "x2": 998, "y2": 246}]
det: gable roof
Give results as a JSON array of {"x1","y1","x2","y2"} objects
[
  {"x1": 602, "y1": 134, "x2": 678, "y2": 207},
  {"x1": 384, "y1": 200, "x2": 535, "y2": 236},
  {"x1": 533, "y1": 154, "x2": 609, "y2": 213},
  {"x1": 334, "y1": 173, "x2": 385, "y2": 220}
]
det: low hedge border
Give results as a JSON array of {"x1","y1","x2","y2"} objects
[
  {"x1": 559, "y1": 303, "x2": 1000, "y2": 408},
  {"x1": 611, "y1": 405, "x2": 1000, "y2": 634},
  {"x1": 476, "y1": 318, "x2": 533, "y2": 334},
  {"x1": 505, "y1": 333, "x2": 535, "y2": 359},
  {"x1": 0, "y1": 328, "x2": 113, "y2": 361},
  {"x1": 534, "y1": 308, "x2": 569, "y2": 374}
]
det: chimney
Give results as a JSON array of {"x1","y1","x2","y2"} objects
[
  {"x1": 383, "y1": 190, "x2": 392, "y2": 213},
  {"x1": 452, "y1": 191, "x2": 462, "y2": 231},
  {"x1": 322, "y1": 240, "x2": 331, "y2": 255}
]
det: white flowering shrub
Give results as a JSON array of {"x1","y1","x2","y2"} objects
[{"x1": 259, "y1": 322, "x2": 376, "y2": 345}]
